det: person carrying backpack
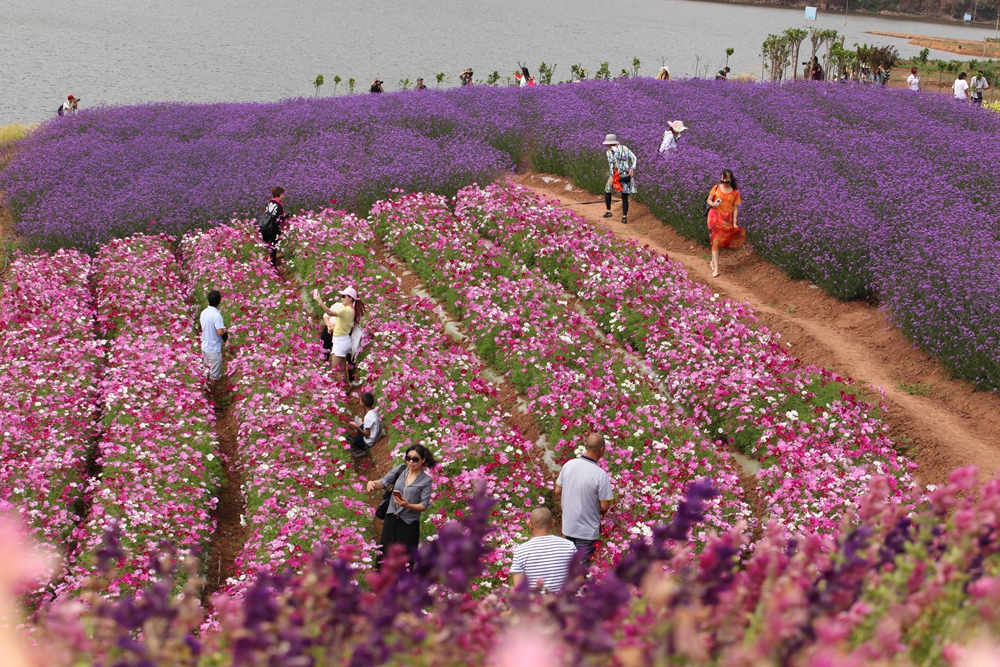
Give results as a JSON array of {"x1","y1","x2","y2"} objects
[
  {"x1": 58, "y1": 95, "x2": 79, "y2": 117},
  {"x1": 259, "y1": 186, "x2": 285, "y2": 266}
]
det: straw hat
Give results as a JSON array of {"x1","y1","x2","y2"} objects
[
  {"x1": 668, "y1": 120, "x2": 688, "y2": 133},
  {"x1": 602, "y1": 133, "x2": 620, "y2": 145}
]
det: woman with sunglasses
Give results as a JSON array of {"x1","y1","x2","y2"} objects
[
  {"x1": 367, "y1": 444, "x2": 437, "y2": 567},
  {"x1": 705, "y1": 169, "x2": 745, "y2": 277}
]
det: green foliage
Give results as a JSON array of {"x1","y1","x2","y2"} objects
[
  {"x1": 348, "y1": 77, "x2": 356, "y2": 94},
  {"x1": 486, "y1": 71, "x2": 501, "y2": 86},
  {"x1": 313, "y1": 74, "x2": 324, "y2": 97},
  {"x1": 435, "y1": 72, "x2": 446, "y2": 88},
  {"x1": 631, "y1": 56, "x2": 641, "y2": 77},
  {"x1": 595, "y1": 62, "x2": 612, "y2": 80},
  {"x1": 538, "y1": 61, "x2": 557, "y2": 85},
  {"x1": 570, "y1": 63, "x2": 587, "y2": 80},
  {"x1": 398, "y1": 78, "x2": 411, "y2": 90}
]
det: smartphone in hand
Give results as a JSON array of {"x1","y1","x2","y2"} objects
[{"x1": 392, "y1": 490, "x2": 405, "y2": 504}]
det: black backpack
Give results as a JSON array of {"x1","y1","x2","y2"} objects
[
  {"x1": 57, "y1": 105, "x2": 64, "y2": 117},
  {"x1": 258, "y1": 209, "x2": 278, "y2": 233}
]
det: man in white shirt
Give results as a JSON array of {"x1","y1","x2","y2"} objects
[
  {"x1": 199, "y1": 290, "x2": 227, "y2": 391},
  {"x1": 954, "y1": 72, "x2": 970, "y2": 103},
  {"x1": 971, "y1": 70, "x2": 989, "y2": 106},
  {"x1": 510, "y1": 507, "x2": 578, "y2": 593},
  {"x1": 555, "y1": 433, "x2": 614, "y2": 565}
]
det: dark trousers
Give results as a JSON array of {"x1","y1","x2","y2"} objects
[
  {"x1": 261, "y1": 228, "x2": 279, "y2": 264},
  {"x1": 350, "y1": 431, "x2": 369, "y2": 456},
  {"x1": 567, "y1": 536, "x2": 597, "y2": 566},
  {"x1": 376, "y1": 513, "x2": 420, "y2": 570},
  {"x1": 605, "y1": 191, "x2": 630, "y2": 215}
]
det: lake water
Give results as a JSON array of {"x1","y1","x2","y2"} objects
[{"x1": 1, "y1": 0, "x2": 995, "y2": 124}]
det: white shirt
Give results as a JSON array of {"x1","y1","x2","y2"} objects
[
  {"x1": 906, "y1": 74, "x2": 919, "y2": 91},
  {"x1": 954, "y1": 79, "x2": 970, "y2": 100},
  {"x1": 971, "y1": 76, "x2": 989, "y2": 92},
  {"x1": 358, "y1": 408, "x2": 380, "y2": 447},
  {"x1": 200, "y1": 306, "x2": 226, "y2": 354},
  {"x1": 658, "y1": 130, "x2": 679, "y2": 153},
  {"x1": 510, "y1": 535, "x2": 578, "y2": 593}
]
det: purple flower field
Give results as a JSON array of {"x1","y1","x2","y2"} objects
[{"x1": 2, "y1": 79, "x2": 999, "y2": 387}]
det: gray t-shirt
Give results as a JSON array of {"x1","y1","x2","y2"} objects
[
  {"x1": 199, "y1": 306, "x2": 225, "y2": 354},
  {"x1": 379, "y1": 467, "x2": 432, "y2": 525},
  {"x1": 556, "y1": 457, "x2": 614, "y2": 541}
]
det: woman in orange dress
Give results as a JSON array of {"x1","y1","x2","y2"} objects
[{"x1": 706, "y1": 169, "x2": 745, "y2": 277}]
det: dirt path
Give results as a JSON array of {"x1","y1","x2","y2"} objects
[{"x1": 515, "y1": 172, "x2": 1000, "y2": 487}]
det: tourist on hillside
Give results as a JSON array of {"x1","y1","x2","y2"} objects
[
  {"x1": 199, "y1": 290, "x2": 228, "y2": 392},
  {"x1": 706, "y1": 169, "x2": 745, "y2": 277},
  {"x1": 460, "y1": 69, "x2": 474, "y2": 86},
  {"x1": 367, "y1": 444, "x2": 436, "y2": 568},
  {"x1": 509, "y1": 507, "x2": 579, "y2": 594},
  {"x1": 415, "y1": 78, "x2": 427, "y2": 90},
  {"x1": 370, "y1": 79, "x2": 384, "y2": 94},
  {"x1": 602, "y1": 134, "x2": 637, "y2": 225},
  {"x1": 655, "y1": 66, "x2": 671, "y2": 81},
  {"x1": 658, "y1": 120, "x2": 688, "y2": 154},
  {"x1": 954, "y1": 72, "x2": 970, "y2": 103},
  {"x1": 715, "y1": 66, "x2": 730, "y2": 81},
  {"x1": 59, "y1": 95, "x2": 79, "y2": 116},
  {"x1": 346, "y1": 391, "x2": 381, "y2": 458},
  {"x1": 555, "y1": 433, "x2": 614, "y2": 565},
  {"x1": 313, "y1": 286, "x2": 363, "y2": 391},
  {"x1": 259, "y1": 186, "x2": 285, "y2": 266},
  {"x1": 906, "y1": 67, "x2": 920, "y2": 92},
  {"x1": 971, "y1": 70, "x2": 989, "y2": 106},
  {"x1": 808, "y1": 57, "x2": 824, "y2": 81}
]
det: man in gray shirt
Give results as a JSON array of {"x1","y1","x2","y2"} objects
[{"x1": 555, "y1": 433, "x2": 614, "y2": 565}]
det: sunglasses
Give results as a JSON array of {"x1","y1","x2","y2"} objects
[
  {"x1": 405, "y1": 456, "x2": 422, "y2": 463},
  {"x1": 721, "y1": 179, "x2": 731, "y2": 183}
]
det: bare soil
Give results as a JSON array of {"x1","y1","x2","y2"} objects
[
  {"x1": 870, "y1": 30, "x2": 1000, "y2": 60},
  {"x1": 515, "y1": 171, "x2": 1000, "y2": 487}
]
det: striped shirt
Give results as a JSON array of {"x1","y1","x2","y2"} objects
[{"x1": 510, "y1": 535, "x2": 578, "y2": 593}]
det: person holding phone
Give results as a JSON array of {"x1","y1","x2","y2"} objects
[
  {"x1": 706, "y1": 169, "x2": 745, "y2": 277},
  {"x1": 366, "y1": 444, "x2": 436, "y2": 567}
]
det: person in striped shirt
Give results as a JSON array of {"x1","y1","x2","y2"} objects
[{"x1": 509, "y1": 507, "x2": 578, "y2": 594}]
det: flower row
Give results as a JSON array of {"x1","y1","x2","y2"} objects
[
  {"x1": 370, "y1": 192, "x2": 751, "y2": 570},
  {"x1": 180, "y1": 221, "x2": 375, "y2": 595},
  {"x1": 56, "y1": 234, "x2": 221, "y2": 597},
  {"x1": 454, "y1": 182, "x2": 915, "y2": 533},
  {"x1": 280, "y1": 208, "x2": 548, "y2": 581},
  {"x1": 0, "y1": 249, "x2": 101, "y2": 602}
]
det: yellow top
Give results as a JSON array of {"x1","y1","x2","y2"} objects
[{"x1": 325, "y1": 303, "x2": 355, "y2": 337}]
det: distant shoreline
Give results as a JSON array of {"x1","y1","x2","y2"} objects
[
  {"x1": 867, "y1": 30, "x2": 1000, "y2": 57},
  {"x1": 693, "y1": 0, "x2": 996, "y2": 27}
]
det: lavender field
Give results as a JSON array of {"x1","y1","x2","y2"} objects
[{"x1": 3, "y1": 79, "x2": 999, "y2": 388}]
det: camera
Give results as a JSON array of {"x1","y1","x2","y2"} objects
[{"x1": 802, "y1": 61, "x2": 809, "y2": 65}]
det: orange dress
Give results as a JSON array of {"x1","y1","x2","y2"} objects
[{"x1": 707, "y1": 185, "x2": 745, "y2": 250}]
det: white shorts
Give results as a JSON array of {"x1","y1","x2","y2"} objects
[{"x1": 331, "y1": 335, "x2": 352, "y2": 358}]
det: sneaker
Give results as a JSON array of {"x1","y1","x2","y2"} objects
[
  {"x1": 350, "y1": 445, "x2": 371, "y2": 459},
  {"x1": 350, "y1": 379, "x2": 364, "y2": 387},
  {"x1": 602, "y1": 211, "x2": 613, "y2": 218},
  {"x1": 622, "y1": 216, "x2": 628, "y2": 224}
]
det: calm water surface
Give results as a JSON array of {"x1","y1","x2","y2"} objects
[{"x1": 1, "y1": 0, "x2": 993, "y2": 124}]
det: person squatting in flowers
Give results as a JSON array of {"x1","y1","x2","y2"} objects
[
  {"x1": 345, "y1": 391, "x2": 381, "y2": 458},
  {"x1": 367, "y1": 444, "x2": 436, "y2": 569},
  {"x1": 602, "y1": 133, "x2": 637, "y2": 225}
]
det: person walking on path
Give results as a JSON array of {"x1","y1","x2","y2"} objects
[
  {"x1": 259, "y1": 186, "x2": 285, "y2": 266},
  {"x1": 509, "y1": 507, "x2": 578, "y2": 593},
  {"x1": 346, "y1": 391, "x2": 381, "y2": 458},
  {"x1": 602, "y1": 134, "x2": 637, "y2": 225},
  {"x1": 906, "y1": 67, "x2": 920, "y2": 92},
  {"x1": 367, "y1": 444, "x2": 436, "y2": 568},
  {"x1": 971, "y1": 70, "x2": 989, "y2": 106},
  {"x1": 954, "y1": 72, "x2": 970, "y2": 103},
  {"x1": 706, "y1": 169, "x2": 745, "y2": 277},
  {"x1": 555, "y1": 433, "x2": 614, "y2": 566},
  {"x1": 658, "y1": 120, "x2": 688, "y2": 154},
  {"x1": 199, "y1": 290, "x2": 228, "y2": 392},
  {"x1": 313, "y1": 286, "x2": 360, "y2": 391}
]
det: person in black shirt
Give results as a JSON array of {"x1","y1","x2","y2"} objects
[
  {"x1": 415, "y1": 78, "x2": 427, "y2": 90},
  {"x1": 715, "y1": 67, "x2": 730, "y2": 81},
  {"x1": 370, "y1": 79, "x2": 384, "y2": 94},
  {"x1": 260, "y1": 186, "x2": 285, "y2": 266}
]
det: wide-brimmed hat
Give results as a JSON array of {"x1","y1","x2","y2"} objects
[
  {"x1": 669, "y1": 120, "x2": 688, "y2": 133},
  {"x1": 602, "y1": 133, "x2": 620, "y2": 145},
  {"x1": 340, "y1": 286, "x2": 358, "y2": 300}
]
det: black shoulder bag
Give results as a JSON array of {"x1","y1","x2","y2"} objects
[{"x1": 375, "y1": 464, "x2": 406, "y2": 519}]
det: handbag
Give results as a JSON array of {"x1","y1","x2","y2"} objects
[
  {"x1": 619, "y1": 172, "x2": 632, "y2": 185},
  {"x1": 375, "y1": 464, "x2": 406, "y2": 519},
  {"x1": 702, "y1": 186, "x2": 716, "y2": 217}
]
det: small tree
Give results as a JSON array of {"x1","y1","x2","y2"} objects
[
  {"x1": 631, "y1": 56, "x2": 641, "y2": 77},
  {"x1": 918, "y1": 48, "x2": 930, "y2": 64},
  {"x1": 487, "y1": 71, "x2": 501, "y2": 86},
  {"x1": 595, "y1": 62, "x2": 612, "y2": 80},
  {"x1": 332, "y1": 75, "x2": 342, "y2": 95},
  {"x1": 725, "y1": 47, "x2": 735, "y2": 68},
  {"x1": 570, "y1": 64, "x2": 587, "y2": 80},
  {"x1": 435, "y1": 72, "x2": 446, "y2": 88},
  {"x1": 538, "y1": 62, "x2": 557, "y2": 85},
  {"x1": 348, "y1": 77, "x2": 356, "y2": 94},
  {"x1": 313, "y1": 74, "x2": 324, "y2": 97},
  {"x1": 762, "y1": 33, "x2": 793, "y2": 81},
  {"x1": 783, "y1": 28, "x2": 808, "y2": 79},
  {"x1": 398, "y1": 78, "x2": 411, "y2": 90}
]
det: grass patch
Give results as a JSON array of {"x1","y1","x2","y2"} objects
[
  {"x1": 897, "y1": 381, "x2": 933, "y2": 396},
  {"x1": 0, "y1": 123, "x2": 36, "y2": 144}
]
